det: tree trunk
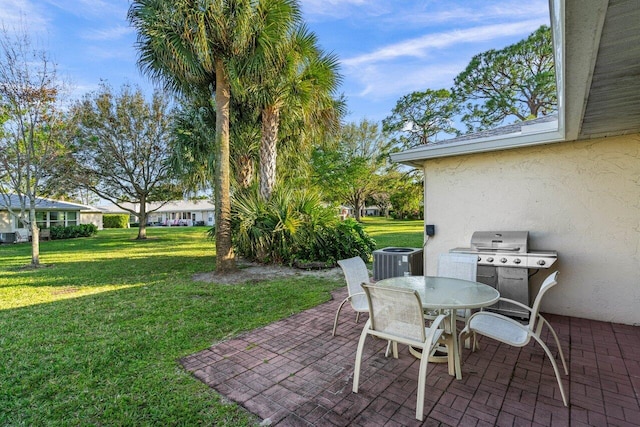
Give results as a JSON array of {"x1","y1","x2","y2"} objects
[
  {"x1": 29, "y1": 204, "x2": 40, "y2": 266},
  {"x1": 353, "y1": 196, "x2": 362, "y2": 222},
  {"x1": 137, "y1": 198, "x2": 147, "y2": 240},
  {"x1": 259, "y1": 105, "x2": 280, "y2": 200},
  {"x1": 236, "y1": 154, "x2": 254, "y2": 188},
  {"x1": 214, "y1": 59, "x2": 236, "y2": 273}
]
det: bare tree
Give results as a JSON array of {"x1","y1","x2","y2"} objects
[{"x1": 0, "y1": 26, "x2": 69, "y2": 266}]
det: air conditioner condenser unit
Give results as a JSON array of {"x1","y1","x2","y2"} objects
[{"x1": 373, "y1": 247, "x2": 423, "y2": 281}]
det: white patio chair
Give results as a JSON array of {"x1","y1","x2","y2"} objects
[
  {"x1": 438, "y1": 252, "x2": 478, "y2": 348},
  {"x1": 353, "y1": 284, "x2": 447, "y2": 421},
  {"x1": 332, "y1": 257, "x2": 371, "y2": 336},
  {"x1": 459, "y1": 271, "x2": 569, "y2": 406}
]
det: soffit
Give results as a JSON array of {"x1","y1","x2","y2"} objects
[{"x1": 577, "y1": 0, "x2": 640, "y2": 139}]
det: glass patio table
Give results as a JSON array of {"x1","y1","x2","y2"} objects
[{"x1": 375, "y1": 275, "x2": 500, "y2": 380}]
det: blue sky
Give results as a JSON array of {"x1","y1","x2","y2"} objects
[{"x1": 2, "y1": 0, "x2": 549, "y2": 123}]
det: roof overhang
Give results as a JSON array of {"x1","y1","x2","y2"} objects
[
  {"x1": 392, "y1": 0, "x2": 640, "y2": 168},
  {"x1": 391, "y1": 118, "x2": 564, "y2": 168}
]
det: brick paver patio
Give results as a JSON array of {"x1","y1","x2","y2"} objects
[{"x1": 181, "y1": 287, "x2": 640, "y2": 426}]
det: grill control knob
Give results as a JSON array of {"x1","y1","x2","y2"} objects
[
  {"x1": 477, "y1": 256, "x2": 481, "y2": 262},
  {"x1": 500, "y1": 257, "x2": 507, "y2": 263},
  {"x1": 537, "y1": 259, "x2": 546, "y2": 266},
  {"x1": 486, "y1": 257, "x2": 494, "y2": 263},
  {"x1": 514, "y1": 258, "x2": 521, "y2": 264}
]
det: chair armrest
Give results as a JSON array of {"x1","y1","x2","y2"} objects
[
  {"x1": 428, "y1": 313, "x2": 448, "y2": 331},
  {"x1": 487, "y1": 297, "x2": 533, "y2": 313}
]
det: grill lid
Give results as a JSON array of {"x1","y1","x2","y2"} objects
[{"x1": 470, "y1": 231, "x2": 528, "y2": 253}]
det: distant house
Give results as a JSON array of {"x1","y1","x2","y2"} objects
[
  {"x1": 364, "y1": 206, "x2": 383, "y2": 217},
  {"x1": 99, "y1": 200, "x2": 215, "y2": 227},
  {"x1": 0, "y1": 195, "x2": 103, "y2": 242}
]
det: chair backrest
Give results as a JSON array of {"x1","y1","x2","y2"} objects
[
  {"x1": 527, "y1": 271, "x2": 559, "y2": 330},
  {"x1": 361, "y1": 284, "x2": 426, "y2": 343},
  {"x1": 438, "y1": 253, "x2": 477, "y2": 281},
  {"x1": 337, "y1": 257, "x2": 370, "y2": 308}
]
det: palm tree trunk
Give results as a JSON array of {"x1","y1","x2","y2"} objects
[
  {"x1": 236, "y1": 154, "x2": 254, "y2": 188},
  {"x1": 214, "y1": 59, "x2": 236, "y2": 273},
  {"x1": 259, "y1": 105, "x2": 280, "y2": 200}
]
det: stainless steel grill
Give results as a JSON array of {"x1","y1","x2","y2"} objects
[{"x1": 450, "y1": 231, "x2": 557, "y2": 318}]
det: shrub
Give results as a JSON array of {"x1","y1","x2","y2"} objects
[
  {"x1": 229, "y1": 186, "x2": 376, "y2": 266},
  {"x1": 103, "y1": 214, "x2": 129, "y2": 228},
  {"x1": 50, "y1": 224, "x2": 98, "y2": 240},
  {"x1": 296, "y1": 218, "x2": 376, "y2": 265}
]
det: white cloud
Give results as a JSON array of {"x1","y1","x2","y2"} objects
[
  {"x1": 44, "y1": 0, "x2": 127, "y2": 20},
  {"x1": 342, "y1": 19, "x2": 546, "y2": 68},
  {"x1": 301, "y1": 0, "x2": 389, "y2": 20},
  {"x1": 349, "y1": 61, "x2": 465, "y2": 100},
  {"x1": 82, "y1": 25, "x2": 133, "y2": 41},
  {"x1": 386, "y1": 2, "x2": 549, "y2": 28},
  {"x1": 0, "y1": 0, "x2": 50, "y2": 34}
]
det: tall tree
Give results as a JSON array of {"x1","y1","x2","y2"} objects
[
  {"x1": 70, "y1": 84, "x2": 179, "y2": 239},
  {"x1": 388, "y1": 172, "x2": 423, "y2": 219},
  {"x1": 382, "y1": 88, "x2": 460, "y2": 149},
  {"x1": 0, "y1": 26, "x2": 69, "y2": 266},
  {"x1": 453, "y1": 25, "x2": 556, "y2": 131},
  {"x1": 311, "y1": 119, "x2": 391, "y2": 221},
  {"x1": 239, "y1": 23, "x2": 342, "y2": 200},
  {"x1": 129, "y1": 0, "x2": 299, "y2": 272}
]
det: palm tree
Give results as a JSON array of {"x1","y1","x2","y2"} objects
[
  {"x1": 238, "y1": 24, "x2": 343, "y2": 200},
  {"x1": 128, "y1": 0, "x2": 299, "y2": 272}
]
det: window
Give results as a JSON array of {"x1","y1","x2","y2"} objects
[
  {"x1": 66, "y1": 211, "x2": 77, "y2": 226},
  {"x1": 36, "y1": 212, "x2": 47, "y2": 229},
  {"x1": 49, "y1": 211, "x2": 64, "y2": 227}
]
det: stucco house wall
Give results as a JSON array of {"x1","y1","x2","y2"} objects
[
  {"x1": 80, "y1": 212, "x2": 103, "y2": 230},
  {"x1": 0, "y1": 211, "x2": 11, "y2": 232},
  {"x1": 421, "y1": 133, "x2": 640, "y2": 325}
]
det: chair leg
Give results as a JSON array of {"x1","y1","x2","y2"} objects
[
  {"x1": 355, "y1": 312, "x2": 361, "y2": 323},
  {"x1": 352, "y1": 320, "x2": 371, "y2": 393},
  {"x1": 332, "y1": 297, "x2": 350, "y2": 336},
  {"x1": 383, "y1": 341, "x2": 399, "y2": 358},
  {"x1": 533, "y1": 335, "x2": 569, "y2": 406},
  {"x1": 415, "y1": 344, "x2": 431, "y2": 421},
  {"x1": 538, "y1": 315, "x2": 569, "y2": 375}
]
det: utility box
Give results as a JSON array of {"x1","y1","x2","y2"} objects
[
  {"x1": 373, "y1": 247, "x2": 423, "y2": 281},
  {"x1": 0, "y1": 232, "x2": 16, "y2": 243}
]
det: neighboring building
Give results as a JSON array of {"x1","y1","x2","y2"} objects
[
  {"x1": 99, "y1": 200, "x2": 215, "y2": 227},
  {"x1": 390, "y1": 0, "x2": 640, "y2": 325},
  {"x1": 0, "y1": 195, "x2": 103, "y2": 242},
  {"x1": 364, "y1": 206, "x2": 383, "y2": 217},
  {"x1": 339, "y1": 205, "x2": 384, "y2": 218}
]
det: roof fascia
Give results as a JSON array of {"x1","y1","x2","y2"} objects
[{"x1": 390, "y1": 126, "x2": 565, "y2": 167}]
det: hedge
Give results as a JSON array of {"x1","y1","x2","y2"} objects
[
  {"x1": 50, "y1": 224, "x2": 98, "y2": 240},
  {"x1": 103, "y1": 214, "x2": 129, "y2": 229}
]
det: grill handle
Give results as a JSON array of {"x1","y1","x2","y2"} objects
[{"x1": 474, "y1": 246, "x2": 521, "y2": 252}]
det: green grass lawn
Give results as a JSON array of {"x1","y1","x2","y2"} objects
[
  {"x1": 362, "y1": 216, "x2": 424, "y2": 249},
  {"x1": 0, "y1": 220, "x2": 422, "y2": 426}
]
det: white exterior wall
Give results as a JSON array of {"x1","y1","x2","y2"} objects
[
  {"x1": 0, "y1": 211, "x2": 11, "y2": 232},
  {"x1": 421, "y1": 134, "x2": 640, "y2": 325},
  {"x1": 80, "y1": 212, "x2": 103, "y2": 230}
]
